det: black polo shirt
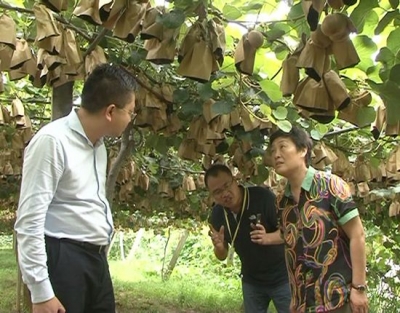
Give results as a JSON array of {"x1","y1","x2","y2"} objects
[{"x1": 210, "y1": 186, "x2": 288, "y2": 286}]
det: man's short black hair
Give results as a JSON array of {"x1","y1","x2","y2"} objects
[
  {"x1": 269, "y1": 126, "x2": 313, "y2": 165},
  {"x1": 204, "y1": 164, "x2": 233, "y2": 188},
  {"x1": 81, "y1": 63, "x2": 138, "y2": 113}
]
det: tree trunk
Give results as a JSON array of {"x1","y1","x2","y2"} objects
[
  {"x1": 51, "y1": 82, "x2": 74, "y2": 121},
  {"x1": 106, "y1": 122, "x2": 135, "y2": 204}
]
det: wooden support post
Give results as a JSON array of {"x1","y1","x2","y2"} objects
[
  {"x1": 13, "y1": 231, "x2": 32, "y2": 313},
  {"x1": 127, "y1": 228, "x2": 145, "y2": 261},
  {"x1": 119, "y1": 231, "x2": 125, "y2": 260},
  {"x1": 107, "y1": 231, "x2": 118, "y2": 259},
  {"x1": 163, "y1": 230, "x2": 189, "y2": 280}
]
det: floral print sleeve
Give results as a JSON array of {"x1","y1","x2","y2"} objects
[{"x1": 328, "y1": 174, "x2": 359, "y2": 226}]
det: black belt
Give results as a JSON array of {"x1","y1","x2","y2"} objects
[{"x1": 46, "y1": 236, "x2": 107, "y2": 253}]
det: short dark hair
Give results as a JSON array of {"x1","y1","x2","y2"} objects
[
  {"x1": 81, "y1": 63, "x2": 138, "y2": 113},
  {"x1": 269, "y1": 126, "x2": 313, "y2": 165},
  {"x1": 204, "y1": 164, "x2": 233, "y2": 188}
]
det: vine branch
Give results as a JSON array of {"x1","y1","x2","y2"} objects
[
  {"x1": 83, "y1": 27, "x2": 108, "y2": 57},
  {"x1": 324, "y1": 126, "x2": 361, "y2": 137}
]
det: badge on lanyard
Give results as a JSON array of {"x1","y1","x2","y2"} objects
[
  {"x1": 224, "y1": 187, "x2": 248, "y2": 267},
  {"x1": 226, "y1": 245, "x2": 235, "y2": 267}
]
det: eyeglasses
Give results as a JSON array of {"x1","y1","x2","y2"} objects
[
  {"x1": 117, "y1": 107, "x2": 137, "y2": 120},
  {"x1": 211, "y1": 179, "x2": 234, "y2": 198}
]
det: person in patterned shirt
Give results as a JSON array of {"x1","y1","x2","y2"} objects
[{"x1": 268, "y1": 126, "x2": 368, "y2": 313}]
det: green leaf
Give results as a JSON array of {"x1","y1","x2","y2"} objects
[
  {"x1": 389, "y1": 0, "x2": 399, "y2": 9},
  {"x1": 259, "y1": 79, "x2": 282, "y2": 102},
  {"x1": 272, "y1": 106, "x2": 288, "y2": 120},
  {"x1": 212, "y1": 100, "x2": 235, "y2": 115},
  {"x1": 394, "y1": 15, "x2": 400, "y2": 26},
  {"x1": 173, "y1": 89, "x2": 190, "y2": 103},
  {"x1": 212, "y1": 76, "x2": 235, "y2": 90},
  {"x1": 260, "y1": 104, "x2": 272, "y2": 116},
  {"x1": 389, "y1": 64, "x2": 400, "y2": 83},
  {"x1": 266, "y1": 23, "x2": 291, "y2": 41},
  {"x1": 379, "y1": 66, "x2": 391, "y2": 81},
  {"x1": 8, "y1": 0, "x2": 25, "y2": 5},
  {"x1": 375, "y1": 10, "x2": 399, "y2": 35},
  {"x1": 274, "y1": 45, "x2": 289, "y2": 60},
  {"x1": 375, "y1": 47, "x2": 395, "y2": 66},
  {"x1": 287, "y1": 107, "x2": 300, "y2": 122},
  {"x1": 310, "y1": 129, "x2": 322, "y2": 141},
  {"x1": 380, "y1": 80, "x2": 400, "y2": 125},
  {"x1": 362, "y1": 10, "x2": 380, "y2": 38},
  {"x1": 366, "y1": 79, "x2": 383, "y2": 94},
  {"x1": 197, "y1": 83, "x2": 214, "y2": 100},
  {"x1": 265, "y1": 28, "x2": 285, "y2": 41},
  {"x1": 156, "y1": 10, "x2": 185, "y2": 29},
  {"x1": 353, "y1": 35, "x2": 377, "y2": 72},
  {"x1": 251, "y1": 164, "x2": 269, "y2": 185},
  {"x1": 342, "y1": 77, "x2": 358, "y2": 90},
  {"x1": 366, "y1": 65, "x2": 383, "y2": 83},
  {"x1": 387, "y1": 28, "x2": 400, "y2": 55},
  {"x1": 288, "y1": 2, "x2": 303, "y2": 20},
  {"x1": 219, "y1": 56, "x2": 236, "y2": 73},
  {"x1": 155, "y1": 136, "x2": 169, "y2": 155},
  {"x1": 130, "y1": 49, "x2": 147, "y2": 64},
  {"x1": 315, "y1": 124, "x2": 329, "y2": 136},
  {"x1": 369, "y1": 157, "x2": 380, "y2": 168},
  {"x1": 350, "y1": 0, "x2": 379, "y2": 32},
  {"x1": 242, "y1": 1, "x2": 263, "y2": 11},
  {"x1": 181, "y1": 99, "x2": 204, "y2": 116},
  {"x1": 276, "y1": 120, "x2": 292, "y2": 132},
  {"x1": 357, "y1": 107, "x2": 376, "y2": 127},
  {"x1": 222, "y1": 4, "x2": 242, "y2": 20},
  {"x1": 172, "y1": 0, "x2": 196, "y2": 10}
]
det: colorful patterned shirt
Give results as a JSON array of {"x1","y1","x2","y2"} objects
[{"x1": 277, "y1": 167, "x2": 358, "y2": 312}]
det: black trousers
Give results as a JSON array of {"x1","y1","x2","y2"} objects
[{"x1": 45, "y1": 236, "x2": 115, "y2": 313}]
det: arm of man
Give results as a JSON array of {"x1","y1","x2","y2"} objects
[
  {"x1": 340, "y1": 215, "x2": 368, "y2": 311},
  {"x1": 14, "y1": 135, "x2": 64, "y2": 304}
]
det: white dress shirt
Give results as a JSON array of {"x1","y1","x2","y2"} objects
[{"x1": 14, "y1": 109, "x2": 113, "y2": 304}]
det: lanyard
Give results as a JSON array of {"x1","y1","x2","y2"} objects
[{"x1": 223, "y1": 187, "x2": 248, "y2": 248}]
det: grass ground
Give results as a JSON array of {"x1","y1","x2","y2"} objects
[
  {"x1": 0, "y1": 248, "x2": 243, "y2": 313},
  {"x1": 0, "y1": 249, "x2": 19, "y2": 312},
  {"x1": 110, "y1": 260, "x2": 242, "y2": 313}
]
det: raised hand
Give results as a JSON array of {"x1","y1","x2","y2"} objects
[{"x1": 209, "y1": 224, "x2": 225, "y2": 249}]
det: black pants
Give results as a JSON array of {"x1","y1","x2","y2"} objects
[{"x1": 45, "y1": 236, "x2": 115, "y2": 313}]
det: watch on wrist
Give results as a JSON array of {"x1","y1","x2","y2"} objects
[{"x1": 352, "y1": 284, "x2": 367, "y2": 292}]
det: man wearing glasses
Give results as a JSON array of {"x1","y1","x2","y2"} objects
[{"x1": 206, "y1": 164, "x2": 291, "y2": 313}]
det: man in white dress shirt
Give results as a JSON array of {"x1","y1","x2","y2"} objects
[{"x1": 14, "y1": 63, "x2": 137, "y2": 313}]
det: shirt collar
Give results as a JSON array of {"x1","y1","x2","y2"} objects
[
  {"x1": 284, "y1": 167, "x2": 316, "y2": 197},
  {"x1": 67, "y1": 108, "x2": 104, "y2": 147}
]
